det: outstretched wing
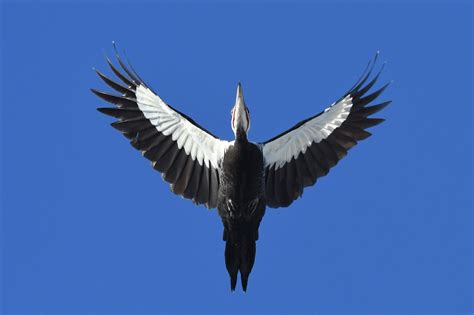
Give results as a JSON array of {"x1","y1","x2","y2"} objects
[
  {"x1": 92, "y1": 47, "x2": 230, "y2": 208},
  {"x1": 261, "y1": 54, "x2": 391, "y2": 208}
]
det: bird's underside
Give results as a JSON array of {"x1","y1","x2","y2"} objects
[
  {"x1": 93, "y1": 44, "x2": 391, "y2": 292},
  {"x1": 218, "y1": 137, "x2": 266, "y2": 291}
]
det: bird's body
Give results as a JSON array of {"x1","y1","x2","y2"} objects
[
  {"x1": 93, "y1": 45, "x2": 391, "y2": 291},
  {"x1": 218, "y1": 132, "x2": 266, "y2": 291}
]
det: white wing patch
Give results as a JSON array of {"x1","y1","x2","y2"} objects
[
  {"x1": 135, "y1": 85, "x2": 231, "y2": 169},
  {"x1": 263, "y1": 95, "x2": 353, "y2": 169}
]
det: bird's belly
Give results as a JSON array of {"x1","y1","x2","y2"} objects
[
  {"x1": 218, "y1": 153, "x2": 265, "y2": 221},
  {"x1": 220, "y1": 156, "x2": 264, "y2": 200}
]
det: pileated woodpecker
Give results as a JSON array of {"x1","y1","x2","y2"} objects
[{"x1": 92, "y1": 45, "x2": 390, "y2": 292}]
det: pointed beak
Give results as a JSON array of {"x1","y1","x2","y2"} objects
[
  {"x1": 231, "y1": 82, "x2": 250, "y2": 135},
  {"x1": 235, "y1": 82, "x2": 245, "y2": 108}
]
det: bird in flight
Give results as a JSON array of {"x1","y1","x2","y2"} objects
[{"x1": 92, "y1": 44, "x2": 390, "y2": 292}]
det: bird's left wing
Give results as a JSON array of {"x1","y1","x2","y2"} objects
[
  {"x1": 261, "y1": 55, "x2": 391, "y2": 208},
  {"x1": 92, "y1": 49, "x2": 230, "y2": 208}
]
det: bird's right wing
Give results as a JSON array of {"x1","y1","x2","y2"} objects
[
  {"x1": 261, "y1": 55, "x2": 391, "y2": 208},
  {"x1": 92, "y1": 48, "x2": 231, "y2": 209}
]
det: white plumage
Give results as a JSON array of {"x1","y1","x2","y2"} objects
[
  {"x1": 135, "y1": 84, "x2": 231, "y2": 169},
  {"x1": 262, "y1": 95, "x2": 353, "y2": 169}
]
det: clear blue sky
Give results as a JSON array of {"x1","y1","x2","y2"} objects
[{"x1": 1, "y1": 1, "x2": 472, "y2": 314}]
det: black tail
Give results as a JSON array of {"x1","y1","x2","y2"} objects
[
  {"x1": 225, "y1": 238, "x2": 256, "y2": 292},
  {"x1": 225, "y1": 241, "x2": 239, "y2": 291},
  {"x1": 239, "y1": 240, "x2": 256, "y2": 292}
]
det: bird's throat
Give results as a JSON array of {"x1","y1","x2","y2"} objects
[{"x1": 235, "y1": 128, "x2": 248, "y2": 144}]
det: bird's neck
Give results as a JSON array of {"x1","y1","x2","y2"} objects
[{"x1": 235, "y1": 128, "x2": 248, "y2": 145}]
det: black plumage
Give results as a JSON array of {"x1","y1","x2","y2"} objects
[{"x1": 217, "y1": 132, "x2": 266, "y2": 291}]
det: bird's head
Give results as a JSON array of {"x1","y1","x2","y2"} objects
[{"x1": 231, "y1": 83, "x2": 250, "y2": 138}]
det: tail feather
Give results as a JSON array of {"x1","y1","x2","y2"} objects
[
  {"x1": 239, "y1": 240, "x2": 256, "y2": 292},
  {"x1": 225, "y1": 237, "x2": 257, "y2": 292},
  {"x1": 225, "y1": 241, "x2": 239, "y2": 291}
]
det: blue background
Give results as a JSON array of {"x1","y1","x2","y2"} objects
[{"x1": 1, "y1": 1, "x2": 472, "y2": 314}]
